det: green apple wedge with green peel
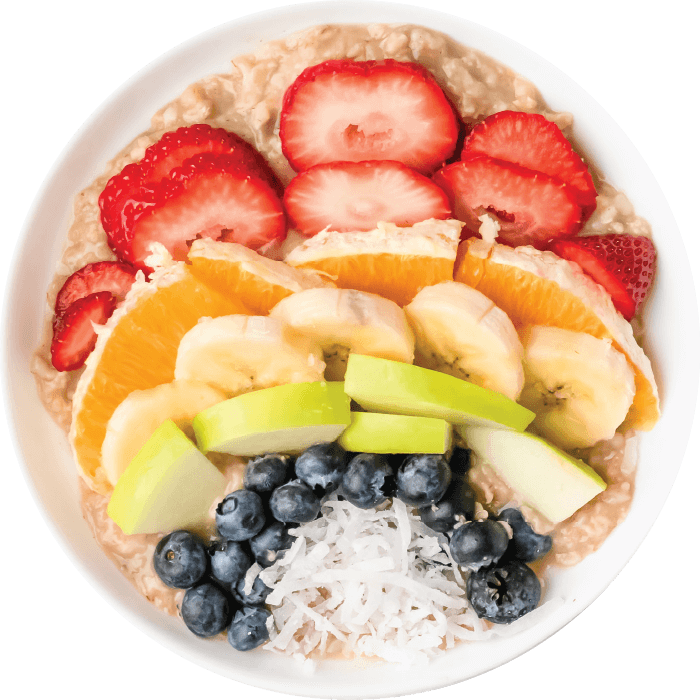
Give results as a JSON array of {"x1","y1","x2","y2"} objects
[
  {"x1": 107, "y1": 420, "x2": 227, "y2": 535},
  {"x1": 344, "y1": 354, "x2": 535, "y2": 431},
  {"x1": 338, "y1": 411, "x2": 452, "y2": 454},
  {"x1": 193, "y1": 381, "x2": 351, "y2": 456},
  {"x1": 460, "y1": 425, "x2": 607, "y2": 523}
]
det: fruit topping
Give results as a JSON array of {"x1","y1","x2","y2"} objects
[
  {"x1": 466, "y1": 559, "x2": 541, "y2": 624},
  {"x1": 232, "y1": 572, "x2": 272, "y2": 607},
  {"x1": 395, "y1": 454, "x2": 452, "y2": 508},
  {"x1": 215, "y1": 490, "x2": 267, "y2": 541},
  {"x1": 283, "y1": 160, "x2": 451, "y2": 236},
  {"x1": 418, "y1": 473, "x2": 476, "y2": 534},
  {"x1": 228, "y1": 606, "x2": 272, "y2": 651},
  {"x1": 448, "y1": 447, "x2": 472, "y2": 476},
  {"x1": 54, "y1": 261, "x2": 138, "y2": 317},
  {"x1": 462, "y1": 111, "x2": 597, "y2": 217},
  {"x1": 449, "y1": 519, "x2": 509, "y2": 569},
  {"x1": 181, "y1": 581, "x2": 232, "y2": 638},
  {"x1": 433, "y1": 154, "x2": 583, "y2": 249},
  {"x1": 153, "y1": 530, "x2": 209, "y2": 589},
  {"x1": 243, "y1": 454, "x2": 292, "y2": 494},
  {"x1": 249, "y1": 522, "x2": 296, "y2": 568},
  {"x1": 549, "y1": 234, "x2": 656, "y2": 320},
  {"x1": 280, "y1": 59, "x2": 459, "y2": 174},
  {"x1": 341, "y1": 453, "x2": 396, "y2": 509},
  {"x1": 294, "y1": 442, "x2": 349, "y2": 496},
  {"x1": 126, "y1": 153, "x2": 285, "y2": 268},
  {"x1": 269, "y1": 479, "x2": 321, "y2": 524},
  {"x1": 497, "y1": 508, "x2": 552, "y2": 563},
  {"x1": 209, "y1": 540, "x2": 252, "y2": 584},
  {"x1": 50, "y1": 291, "x2": 116, "y2": 372}
]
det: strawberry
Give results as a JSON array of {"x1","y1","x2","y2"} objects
[
  {"x1": 99, "y1": 124, "x2": 282, "y2": 267},
  {"x1": 549, "y1": 234, "x2": 656, "y2": 320},
  {"x1": 462, "y1": 111, "x2": 597, "y2": 218},
  {"x1": 50, "y1": 291, "x2": 116, "y2": 372},
  {"x1": 54, "y1": 261, "x2": 138, "y2": 317},
  {"x1": 284, "y1": 160, "x2": 451, "y2": 236},
  {"x1": 127, "y1": 152, "x2": 285, "y2": 267},
  {"x1": 433, "y1": 154, "x2": 583, "y2": 249},
  {"x1": 279, "y1": 59, "x2": 459, "y2": 175}
]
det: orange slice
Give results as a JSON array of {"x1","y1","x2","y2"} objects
[
  {"x1": 454, "y1": 238, "x2": 659, "y2": 432},
  {"x1": 70, "y1": 263, "x2": 249, "y2": 494},
  {"x1": 188, "y1": 239, "x2": 334, "y2": 315},
  {"x1": 284, "y1": 219, "x2": 462, "y2": 307}
]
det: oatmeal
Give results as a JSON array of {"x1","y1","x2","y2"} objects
[{"x1": 32, "y1": 21, "x2": 657, "y2": 653}]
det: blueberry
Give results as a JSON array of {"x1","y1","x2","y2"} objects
[
  {"x1": 418, "y1": 475, "x2": 476, "y2": 533},
  {"x1": 232, "y1": 573, "x2": 271, "y2": 606},
  {"x1": 341, "y1": 453, "x2": 395, "y2": 509},
  {"x1": 209, "y1": 540, "x2": 252, "y2": 584},
  {"x1": 153, "y1": 530, "x2": 208, "y2": 589},
  {"x1": 498, "y1": 508, "x2": 553, "y2": 563},
  {"x1": 181, "y1": 582, "x2": 231, "y2": 637},
  {"x1": 395, "y1": 454, "x2": 451, "y2": 508},
  {"x1": 250, "y1": 522, "x2": 295, "y2": 568},
  {"x1": 294, "y1": 442, "x2": 348, "y2": 495},
  {"x1": 449, "y1": 520, "x2": 509, "y2": 569},
  {"x1": 269, "y1": 480, "x2": 321, "y2": 523},
  {"x1": 215, "y1": 490, "x2": 266, "y2": 541},
  {"x1": 243, "y1": 454, "x2": 290, "y2": 494},
  {"x1": 449, "y1": 447, "x2": 472, "y2": 476},
  {"x1": 467, "y1": 559, "x2": 541, "y2": 623},
  {"x1": 227, "y1": 606, "x2": 272, "y2": 651}
]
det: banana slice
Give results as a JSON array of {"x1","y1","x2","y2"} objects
[
  {"x1": 404, "y1": 281, "x2": 524, "y2": 400},
  {"x1": 269, "y1": 288, "x2": 414, "y2": 380},
  {"x1": 102, "y1": 380, "x2": 226, "y2": 487},
  {"x1": 519, "y1": 325, "x2": 636, "y2": 450},
  {"x1": 174, "y1": 314, "x2": 325, "y2": 395}
]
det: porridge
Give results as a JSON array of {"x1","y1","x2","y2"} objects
[{"x1": 32, "y1": 25, "x2": 658, "y2": 659}]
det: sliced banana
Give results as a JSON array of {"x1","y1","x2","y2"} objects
[
  {"x1": 519, "y1": 325, "x2": 636, "y2": 450},
  {"x1": 174, "y1": 314, "x2": 325, "y2": 395},
  {"x1": 269, "y1": 288, "x2": 414, "y2": 380},
  {"x1": 102, "y1": 380, "x2": 226, "y2": 487},
  {"x1": 404, "y1": 281, "x2": 524, "y2": 400}
]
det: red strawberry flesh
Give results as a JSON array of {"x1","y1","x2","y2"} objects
[
  {"x1": 550, "y1": 234, "x2": 656, "y2": 320},
  {"x1": 433, "y1": 154, "x2": 583, "y2": 249},
  {"x1": 50, "y1": 291, "x2": 116, "y2": 372},
  {"x1": 280, "y1": 59, "x2": 459, "y2": 175},
  {"x1": 284, "y1": 160, "x2": 451, "y2": 236}
]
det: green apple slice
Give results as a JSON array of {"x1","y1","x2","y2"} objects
[
  {"x1": 193, "y1": 381, "x2": 351, "y2": 455},
  {"x1": 344, "y1": 354, "x2": 534, "y2": 431},
  {"x1": 107, "y1": 420, "x2": 227, "y2": 535},
  {"x1": 460, "y1": 425, "x2": 607, "y2": 523},
  {"x1": 338, "y1": 411, "x2": 452, "y2": 454}
]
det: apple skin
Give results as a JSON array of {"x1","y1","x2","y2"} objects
[
  {"x1": 107, "y1": 420, "x2": 227, "y2": 535},
  {"x1": 193, "y1": 381, "x2": 351, "y2": 456},
  {"x1": 460, "y1": 425, "x2": 607, "y2": 523},
  {"x1": 344, "y1": 354, "x2": 534, "y2": 431},
  {"x1": 338, "y1": 411, "x2": 452, "y2": 454}
]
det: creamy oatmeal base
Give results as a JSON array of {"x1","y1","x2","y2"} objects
[{"x1": 33, "y1": 23, "x2": 649, "y2": 619}]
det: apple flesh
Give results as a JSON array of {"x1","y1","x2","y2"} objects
[
  {"x1": 107, "y1": 420, "x2": 227, "y2": 535},
  {"x1": 460, "y1": 425, "x2": 607, "y2": 523},
  {"x1": 338, "y1": 411, "x2": 452, "y2": 454},
  {"x1": 193, "y1": 381, "x2": 351, "y2": 456},
  {"x1": 344, "y1": 354, "x2": 534, "y2": 431}
]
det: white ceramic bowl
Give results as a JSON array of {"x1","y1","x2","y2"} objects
[{"x1": 3, "y1": 2, "x2": 699, "y2": 697}]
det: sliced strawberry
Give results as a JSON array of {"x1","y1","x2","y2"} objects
[
  {"x1": 549, "y1": 234, "x2": 656, "y2": 320},
  {"x1": 462, "y1": 111, "x2": 597, "y2": 218},
  {"x1": 50, "y1": 291, "x2": 116, "y2": 372},
  {"x1": 433, "y1": 154, "x2": 583, "y2": 249},
  {"x1": 284, "y1": 160, "x2": 451, "y2": 236},
  {"x1": 54, "y1": 261, "x2": 138, "y2": 317},
  {"x1": 280, "y1": 59, "x2": 459, "y2": 175},
  {"x1": 127, "y1": 152, "x2": 286, "y2": 267}
]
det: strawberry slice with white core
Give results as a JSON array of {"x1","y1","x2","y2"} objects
[
  {"x1": 50, "y1": 291, "x2": 116, "y2": 372},
  {"x1": 433, "y1": 154, "x2": 583, "y2": 249},
  {"x1": 462, "y1": 111, "x2": 597, "y2": 218},
  {"x1": 128, "y1": 153, "x2": 286, "y2": 267},
  {"x1": 284, "y1": 160, "x2": 452, "y2": 236},
  {"x1": 280, "y1": 60, "x2": 459, "y2": 175}
]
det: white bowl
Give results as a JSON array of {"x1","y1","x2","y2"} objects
[{"x1": 3, "y1": 2, "x2": 699, "y2": 697}]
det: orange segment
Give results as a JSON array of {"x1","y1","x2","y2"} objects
[
  {"x1": 70, "y1": 264, "x2": 249, "y2": 494},
  {"x1": 454, "y1": 238, "x2": 659, "y2": 432},
  {"x1": 285, "y1": 219, "x2": 462, "y2": 307},
  {"x1": 188, "y1": 239, "x2": 334, "y2": 315}
]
